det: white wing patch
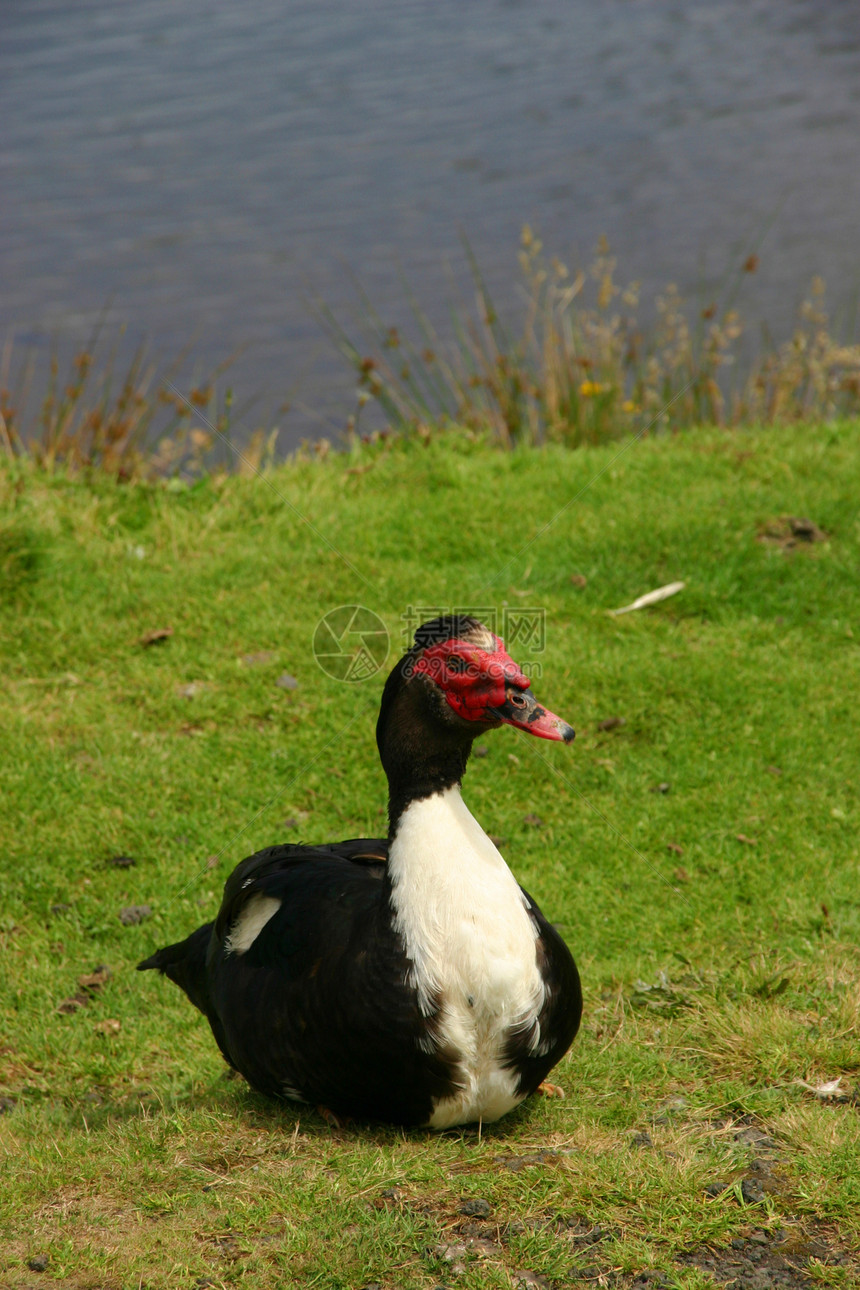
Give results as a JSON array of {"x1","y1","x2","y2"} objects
[{"x1": 225, "y1": 892, "x2": 282, "y2": 955}]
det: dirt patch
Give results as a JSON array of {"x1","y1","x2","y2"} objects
[
  {"x1": 366, "y1": 1146, "x2": 858, "y2": 1290},
  {"x1": 676, "y1": 1222, "x2": 858, "y2": 1288},
  {"x1": 492, "y1": 1147, "x2": 578, "y2": 1173},
  {"x1": 757, "y1": 515, "x2": 828, "y2": 551}
]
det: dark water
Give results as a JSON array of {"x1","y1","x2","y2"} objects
[{"x1": 3, "y1": 0, "x2": 860, "y2": 446}]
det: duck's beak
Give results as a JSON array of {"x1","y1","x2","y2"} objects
[{"x1": 487, "y1": 687, "x2": 575, "y2": 743}]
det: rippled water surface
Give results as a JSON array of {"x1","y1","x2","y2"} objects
[{"x1": 3, "y1": 0, "x2": 859, "y2": 443}]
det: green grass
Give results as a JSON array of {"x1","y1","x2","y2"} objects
[{"x1": 1, "y1": 420, "x2": 859, "y2": 1288}]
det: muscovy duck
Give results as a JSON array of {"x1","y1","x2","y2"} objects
[{"x1": 139, "y1": 615, "x2": 581, "y2": 1128}]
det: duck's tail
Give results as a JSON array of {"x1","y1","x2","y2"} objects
[{"x1": 137, "y1": 922, "x2": 213, "y2": 1016}]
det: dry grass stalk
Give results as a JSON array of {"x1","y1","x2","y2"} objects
[
  {"x1": 0, "y1": 337, "x2": 261, "y2": 480},
  {"x1": 333, "y1": 229, "x2": 860, "y2": 447}
]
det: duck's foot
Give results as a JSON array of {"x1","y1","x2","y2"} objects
[
  {"x1": 316, "y1": 1104, "x2": 353, "y2": 1130},
  {"x1": 536, "y1": 1081, "x2": 565, "y2": 1099}
]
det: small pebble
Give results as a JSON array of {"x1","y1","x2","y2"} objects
[
  {"x1": 741, "y1": 1177, "x2": 765, "y2": 1204},
  {"x1": 119, "y1": 905, "x2": 152, "y2": 926},
  {"x1": 459, "y1": 1198, "x2": 491, "y2": 1218},
  {"x1": 28, "y1": 1256, "x2": 49, "y2": 1272}
]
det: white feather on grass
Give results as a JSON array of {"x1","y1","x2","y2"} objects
[{"x1": 610, "y1": 581, "x2": 686, "y2": 616}]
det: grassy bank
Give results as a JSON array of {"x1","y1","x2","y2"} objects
[{"x1": 1, "y1": 421, "x2": 859, "y2": 1288}]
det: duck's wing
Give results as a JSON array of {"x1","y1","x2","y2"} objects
[
  {"x1": 205, "y1": 838, "x2": 458, "y2": 1123},
  {"x1": 138, "y1": 839, "x2": 390, "y2": 1073},
  {"x1": 214, "y1": 837, "x2": 388, "y2": 943},
  {"x1": 503, "y1": 886, "x2": 582, "y2": 1097},
  {"x1": 141, "y1": 836, "x2": 460, "y2": 1124}
]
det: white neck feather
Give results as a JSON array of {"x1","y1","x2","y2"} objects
[
  {"x1": 388, "y1": 784, "x2": 546, "y2": 1126},
  {"x1": 388, "y1": 785, "x2": 542, "y2": 1025}
]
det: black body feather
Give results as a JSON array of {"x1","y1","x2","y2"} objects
[{"x1": 138, "y1": 837, "x2": 580, "y2": 1125}]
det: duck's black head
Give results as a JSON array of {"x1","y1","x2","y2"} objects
[{"x1": 377, "y1": 615, "x2": 574, "y2": 830}]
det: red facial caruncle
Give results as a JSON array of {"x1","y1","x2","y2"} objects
[
  {"x1": 411, "y1": 635, "x2": 575, "y2": 744},
  {"x1": 412, "y1": 635, "x2": 527, "y2": 715}
]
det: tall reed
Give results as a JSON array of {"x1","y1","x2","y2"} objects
[
  {"x1": 4, "y1": 232, "x2": 859, "y2": 478},
  {"x1": 0, "y1": 332, "x2": 241, "y2": 479},
  {"x1": 327, "y1": 229, "x2": 860, "y2": 447}
]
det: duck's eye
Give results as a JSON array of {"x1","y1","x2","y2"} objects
[
  {"x1": 508, "y1": 691, "x2": 527, "y2": 708},
  {"x1": 446, "y1": 655, "x2": 469, "y2": 674}
]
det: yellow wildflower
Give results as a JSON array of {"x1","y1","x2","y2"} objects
[{"x1": 579, "y1": 380, "x2": 604, "y2": 398}]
